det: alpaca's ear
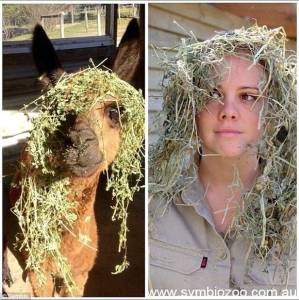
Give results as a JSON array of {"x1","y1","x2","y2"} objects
[
  {"x1": 111, "y1": 17, "x2": 144, "y2": 91},
  {"x1": 32, "y1": 24, "x2": 64, "y2": 88}
]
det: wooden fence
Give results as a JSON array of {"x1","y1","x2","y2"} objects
[{"x1": 40, "y1": 7, "x2": 106, "y2": 38}]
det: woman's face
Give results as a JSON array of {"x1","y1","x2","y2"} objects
[{"x1": 197, "y1": 55, "x2": 266, "y2": 158}]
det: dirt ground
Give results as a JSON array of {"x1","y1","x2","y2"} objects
[{"x1": 3, "y1": 173, "x2": 145, "y2": 297}]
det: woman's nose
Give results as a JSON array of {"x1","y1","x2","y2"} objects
[{"x1": 218, "y1": 97, "x2": 239, "y2": 121}]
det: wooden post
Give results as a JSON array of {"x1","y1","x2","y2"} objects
[
  {"x1": 97, "y1": 8, "x2": 101, "y2": 36},
  {"x1": 106, "y1": 4, "x2": 117, "y2": 46},
  {"x1": 71, "y1": 5, "x2": 74, "y2": 24},
  {"x1": 84, "y1": 7, "x2": 88, "y2": 32},
  {"x1": 60, "y1": 12, "x2": 65, "y2": 38}
]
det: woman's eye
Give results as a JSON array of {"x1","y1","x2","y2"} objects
[
  {"x1": 241, "y1": 94, "x2": 258, "y2": 102},
  {"x1": 209, "y1": 89, "x2": 222, "y2": 99}
]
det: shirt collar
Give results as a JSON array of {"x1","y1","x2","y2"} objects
[{"x1": 179, "y1": 155, "x2": 216, "y2": 228}]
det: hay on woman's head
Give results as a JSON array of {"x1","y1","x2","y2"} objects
[{"x1": 151, "y1": 25, "x2": 295, "y2": 189}]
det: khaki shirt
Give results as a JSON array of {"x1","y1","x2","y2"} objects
[{"x1": 149, "y1": 168, "x2": 296, "y2": 296}]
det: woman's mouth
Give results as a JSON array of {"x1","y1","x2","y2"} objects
[{"x1": 215, "y1": 129, "x2": 242, "y2": 136}]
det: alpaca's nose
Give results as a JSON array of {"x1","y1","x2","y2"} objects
[
  {"x1": 69, "y1": 123, "x2": 97, "y2": 148},
  {"x1": 65, "y1": 122, "x2": 103, "y2": 177}
]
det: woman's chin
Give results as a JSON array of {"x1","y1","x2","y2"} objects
[
  {"x1": 211, "y1": 145, "x2": 247, "y2": 158},
  {"x1": 219, "y1": 151, "x2": 244, "y2": 159}
]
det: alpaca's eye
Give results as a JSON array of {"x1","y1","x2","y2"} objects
[
  {"x1": 105, "y1": 105, "x2": 122, "y2": 127},
  {"x1": 108, "y1": 107, "x2": 119, "y2": 122}
]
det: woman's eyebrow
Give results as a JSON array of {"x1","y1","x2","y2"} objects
[
  {"x1": 217, "y1": 85, "x2": 259, "y2": 91},
  {"x1": 238, "y1": 86, "x2": 259, "y2": 91}
]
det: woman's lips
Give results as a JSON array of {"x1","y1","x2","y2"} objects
[{"x1": 215, "y1": 129, "x2": 242, "y2": 136}]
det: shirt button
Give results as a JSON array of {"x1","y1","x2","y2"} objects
[{"x1": 220, "y1": 252, "x2": 228, "y2": 260}]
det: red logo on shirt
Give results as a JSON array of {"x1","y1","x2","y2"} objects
[{"x1": 200, "y1": 256, "x2": 208, "y2": 268}]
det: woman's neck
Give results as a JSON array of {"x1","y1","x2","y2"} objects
[
  {"x1": 197, "y1": 150, "x2": 261, "y2": 234},
  {"x1": 198, "y1": 150, "x2": 260, "y2": 191}
]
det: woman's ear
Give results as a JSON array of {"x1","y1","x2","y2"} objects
[{"x1": 32, "y1": 24, "x2": 64, "y2": 88}]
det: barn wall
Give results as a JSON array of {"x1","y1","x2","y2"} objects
[{"x1": 148, "y1": 3, "x2": 296, "y2": 145}]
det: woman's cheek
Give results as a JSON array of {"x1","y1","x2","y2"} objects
[{"x1": 248, "y1": 113, "x2": 262, "y2": 143}]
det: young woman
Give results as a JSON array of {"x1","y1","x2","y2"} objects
[{"x1": 149, "y1": 25, "x2": 296, "y2": 296}]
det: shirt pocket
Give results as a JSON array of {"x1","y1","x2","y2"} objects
[
  {"x1": 150, "y1": 238, "x2": 207, "y2": 275},
  {"x1": 246, "y1": 257, "x2": 297, "y2": 287},
  {"x1": 149, "y1": 238, "x2": 231, "y2": 291}
]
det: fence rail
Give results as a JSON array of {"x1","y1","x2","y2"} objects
[{"x1": 40, "y1": 8, "x2": 105, "y2": 38}]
